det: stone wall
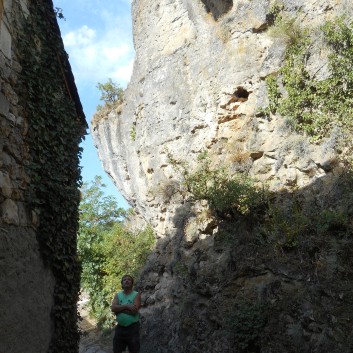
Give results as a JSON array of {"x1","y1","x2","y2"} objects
[
  {"x1": 0, "y1": 1, "x2": 85, "y2": 352},
  {"x1": 0, "y1": 1, "x2": 56, "y2": 351}
]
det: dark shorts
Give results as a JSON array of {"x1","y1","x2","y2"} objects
[{"x1": 113, "y1": 322, "x2": 140, "y2": 353}]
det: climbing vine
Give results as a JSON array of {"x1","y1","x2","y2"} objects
[{"x1": 15, "y1": 1, "x2": 85, "y2": 352}]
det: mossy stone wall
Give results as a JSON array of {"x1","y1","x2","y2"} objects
[{"x1": 0, "y1": 1, "x2": 86, "y2": 352}]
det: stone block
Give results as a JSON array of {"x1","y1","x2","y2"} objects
[
  {"x1": 0, "y1": 170, "x2": 12, "y2": 198},
  {"x1": 17, "y1": 202, "x2": 28, "y2": 225},
  {"x1": 3, "y1": 0, "x2": 13, "y2": 14},
  {"x1": 0, "y1": 151, "x2": 13, "y2": 168},
  {"x1": 0, "y1": 51, "x2": 6, "y2": 76},
  {"x1": 2, "y1": 82, "x2": 18, "y2": 106},
  {"x1": 31, "y1": 209, "x2": 39, "y2": 227},
  {"x1": 1, "y1": 198, "x2": 19, "y2": 225},
  {"x1": 0, "y1": 92, "x2": 9, "y2": 117},
  {"x1": 6, "y1": 112, "x2": 15, "y2": 124},
  {"x1": 19, "y1": 0, "x2": 30, "y2": 18},
  {"x1": 0, "y1": 21, "x2": 11, "y2": 59}
]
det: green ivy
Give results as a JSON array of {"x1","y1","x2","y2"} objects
[{"x1": 15, "y1": 1, "x2": 85, "y2": 352}]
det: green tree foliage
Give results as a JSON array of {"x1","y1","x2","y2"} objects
[
  {"x1": 79, "y1": 176, "x2": 125, "y2": 242},
  {"x1": 96, "y1": 78, "x2": 124, "y2": 110},
  {"x1": 78, "y1": 176, "x2": 126, "y2": 296},
  {"x1": 78, "y1": 177, "x2": 155, "y2": 328}
]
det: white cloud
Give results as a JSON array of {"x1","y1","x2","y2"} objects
[
  {"x1": 112, "y1": 59, "x2": 135, "y2": 83},
  {"x1": 63, "y1": 21, "x2": 135, "y2": 88},
  {"x1": 63, "y1": 25, "x2": 96, "y2": 46}
]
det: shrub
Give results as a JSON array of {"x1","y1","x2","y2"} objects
[
  {"x1": 96, "y1": 78, "x2": 124, "y2": 110},
  {"x1": 314, "y1": 209, "x2": 351, "y2": 237},
  {"x1": 152, "y1": 179, "x2": 181, "y2": 202},
  {"x1": 264, "y1": 17, "x2": 353, "y2": 153},
  {"x1": 261, "y1": 196, "x2": 353, "y2": 251},
  {"x1": 167, "y1": 151, "x2": 267, "y2": 217},
  {"x1": 268, "y1": 15, "x2": 305, "y2": 47},
  {"x1": 262, "y1": 197, "x2": 311, "y2": 249},
  {"x1": 225, "y1": 300, "x2": 266, "y2": 351}
]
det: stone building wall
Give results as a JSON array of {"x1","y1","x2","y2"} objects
[{"x1": 0, "y1": 1, "x2": 85, "y2": 352}]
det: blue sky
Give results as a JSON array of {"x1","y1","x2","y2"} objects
[{"x1": 53, "y1": 0, "x2": 134, "y2": 208}]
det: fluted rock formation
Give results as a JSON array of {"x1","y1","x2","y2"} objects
[{"x1": 92, "y1": 1, "x2": 353, "y2": 352}]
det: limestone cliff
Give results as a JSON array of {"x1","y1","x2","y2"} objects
[{"x1": 92, "y1": 1, "x2": 353, "y2": 352}]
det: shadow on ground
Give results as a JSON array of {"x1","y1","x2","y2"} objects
[{"x1": 78, "y1": 295, "x2": 115, "y2": 353}]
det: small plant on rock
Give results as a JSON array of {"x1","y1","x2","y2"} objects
[
  {"x1": 130, "y1": 125, "x2": 136, "y2": 141},
  {"x1": 96, "y1": 78, "x2": 124, "y2": 111},
  {"x1": 225, "y1": 299, "x2": 266, "y2": 351},
  {"x1": 167, "y1": 150, "x2": 267, "y2": 218}
]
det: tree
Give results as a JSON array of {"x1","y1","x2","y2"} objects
[
  {"x1": 78, "y1": 175, "x2": 125, "y2": 263},
  {"x1": 78, "y1": 177, "x2": 126, "y2": 319},
  {"x1": 96, "y1": 78, "x2": 124, "y2": 110},
  {"x1": 78, "y1": 176, "x2": 155, "y2": 328}
]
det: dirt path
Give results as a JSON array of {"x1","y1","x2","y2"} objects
[{"x1": 78, "y1": 296, "x2": 114, "y2": 353}]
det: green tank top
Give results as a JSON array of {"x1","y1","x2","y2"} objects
[{"x1": 116, "y1": 290, "x2": 140, "y2": 327}]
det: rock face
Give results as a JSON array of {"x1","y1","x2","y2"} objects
[
  {"x1": 92, "y1": 0, "x2": 351, "y2": 234},
  {"x1": 92, "y1": 1, "x2": 353, "y2": 352}
]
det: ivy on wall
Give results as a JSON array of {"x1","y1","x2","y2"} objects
[{"x1": 15, "y1": 0, "x2": 86, "y2": 352}]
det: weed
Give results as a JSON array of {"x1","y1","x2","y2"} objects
[
  {"x1": 227, "y1": 142, "x2": 251, "y2": 164},
  {"x1": 263, "y1": 197, "x2": 310, "y2": 250},
  {"x1": 261, "y1": 194, "x2": 353, "y2": 251},
  {"x1": 314, "y1": 209, "x2": 351, "y2": 237},
  {"x1": 173, "y1": 261, "x2": 189, "y2": 276},
  {"x1": 225, "y1": 299, "x2": 266, "y2": 351},
  {"x1": 153, "y1": 179, "x2": 181, "y2": 201},
  {"x1": 268, "y1": 15, "x2": 305, "y2": 47},
  {"x1": 167, "y1": 150, "x2": 267, "y2": 218},
  {"x1": 130, "y1": 125, "x2": 136, "y2": 141}
]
